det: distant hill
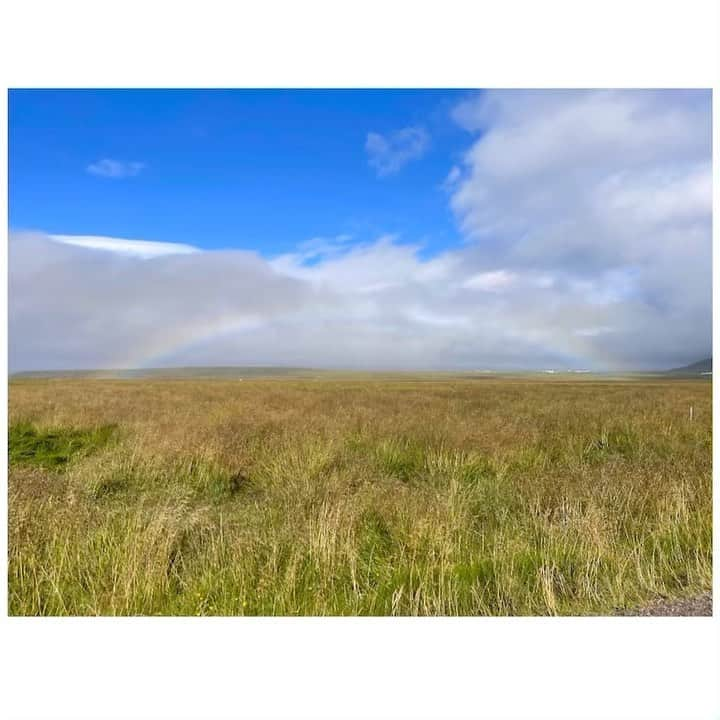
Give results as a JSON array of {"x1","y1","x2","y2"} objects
[
  {"x1": 667, "y1": 358, "x2": 712, "y2": 374},
  {"x1": 10, "y1": 366, "x2": 319, "y2": 380}
]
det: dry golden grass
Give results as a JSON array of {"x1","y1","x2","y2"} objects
[{"x1": 8, "y1": 375, "x2": 712, "y2": 615}]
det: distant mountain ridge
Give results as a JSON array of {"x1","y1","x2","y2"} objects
[
  {"x1": 10, "y1": 366, "x2": 318, "y2": 380},
  {"x1": 10, "y1": 360, "x2": 713, "y2": 379},
  {"x1": 667, "y1": 358, "x2": 712, "y2": 374}
]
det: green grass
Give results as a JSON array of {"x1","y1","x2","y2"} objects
[
  {"x1": 7, "y1": 377, "x2": 712, "y2": 616},
  {"x1": 9, "y1": 422, "x2": 116, "y2": 470}
]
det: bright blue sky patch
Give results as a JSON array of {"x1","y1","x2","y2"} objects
[{"x1": 10, "y1": 89, "x2": 475, "y2": 257}]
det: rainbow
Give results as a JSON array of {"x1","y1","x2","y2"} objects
[
  {"x1": 110, "y1": 311, "x2": 611, "y2": 374},
  {"x1": 114, "y1": 314, "x2": 264, "y2": 370}
]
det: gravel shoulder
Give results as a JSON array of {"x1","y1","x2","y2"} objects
[{"x1": 618, "y1": 593, "x2": 712, "y2": 616}]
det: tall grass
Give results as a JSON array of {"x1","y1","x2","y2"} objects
[{"x1": 8, "y1": 376, "x2": 712, "y2": 615}]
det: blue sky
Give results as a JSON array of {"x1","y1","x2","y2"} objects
[
  {"x1": 10, "y1": 89, "x2": 473, "y2": 258},
  {"x1": 8, "y1": 89, "x2": 712, "y2": 372}
]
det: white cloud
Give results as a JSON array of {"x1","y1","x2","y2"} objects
[
  {"x1": 462, "y1": 270, "x2": 517, "y2": 292},
  {"x1": 49, "y1": 235, "x2": 199, "y2": 259},
  {"x1": 594, "y1": 164, "x2": 712, "y2": 227},
  {"x1": 86, "y1": 158, "x2": 146, "y2": 178},
  {"x1": 442, "y1": 165, "x2": 462, "y2": 190},
  {"x1": 446, "y1": 89, "x2": 711, "y2": 368},
  {"x1": 365, "y1": 126, "x2": 429, "y2": 176},
  {"x1": 9, "y1": 232, "x2": 314, "y2": 372},
  {"x1": 9, "y1": 223, "x2": 709, "y2": 374}
]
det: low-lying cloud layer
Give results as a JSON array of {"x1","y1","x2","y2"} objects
[{"x1": 10, "y1": 90, "x2": 711, "y2": 372}]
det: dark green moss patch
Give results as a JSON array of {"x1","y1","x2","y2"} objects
[{"x1": 9, "y1": 422, "x2": 116, "y2": 470}]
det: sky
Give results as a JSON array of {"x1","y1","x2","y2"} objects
[{"x1": 8, "y1": 89, "x2": 712, "y2": 372}]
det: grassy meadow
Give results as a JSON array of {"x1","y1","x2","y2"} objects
[{"x1": 7, "y1": 374, "x2": 712, "y2": 616}]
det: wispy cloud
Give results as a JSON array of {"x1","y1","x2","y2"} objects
[
  {"x1": 86, "y1": 158, "x2": 146, "y2": 178},
  {"x1": 442, "y1": 165, "x2": 462, "y2": 190},
  {"x1": 365, "y1": 126, "x2": 429, "y2": 176},
  {"x1": 49, "y1": 234, "x2": 198, "y2": 259}
]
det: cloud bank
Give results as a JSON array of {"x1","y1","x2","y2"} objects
[
  {"x1": 447, "y1": 89, "x2": 711, "y2": 368},
  {"x1": 10, "y1": 90, "x2": 711, "y2": 372}
]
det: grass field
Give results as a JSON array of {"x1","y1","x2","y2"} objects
[{"x1": 7, "y1": 374, "x2": 712, "y2": 616}]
